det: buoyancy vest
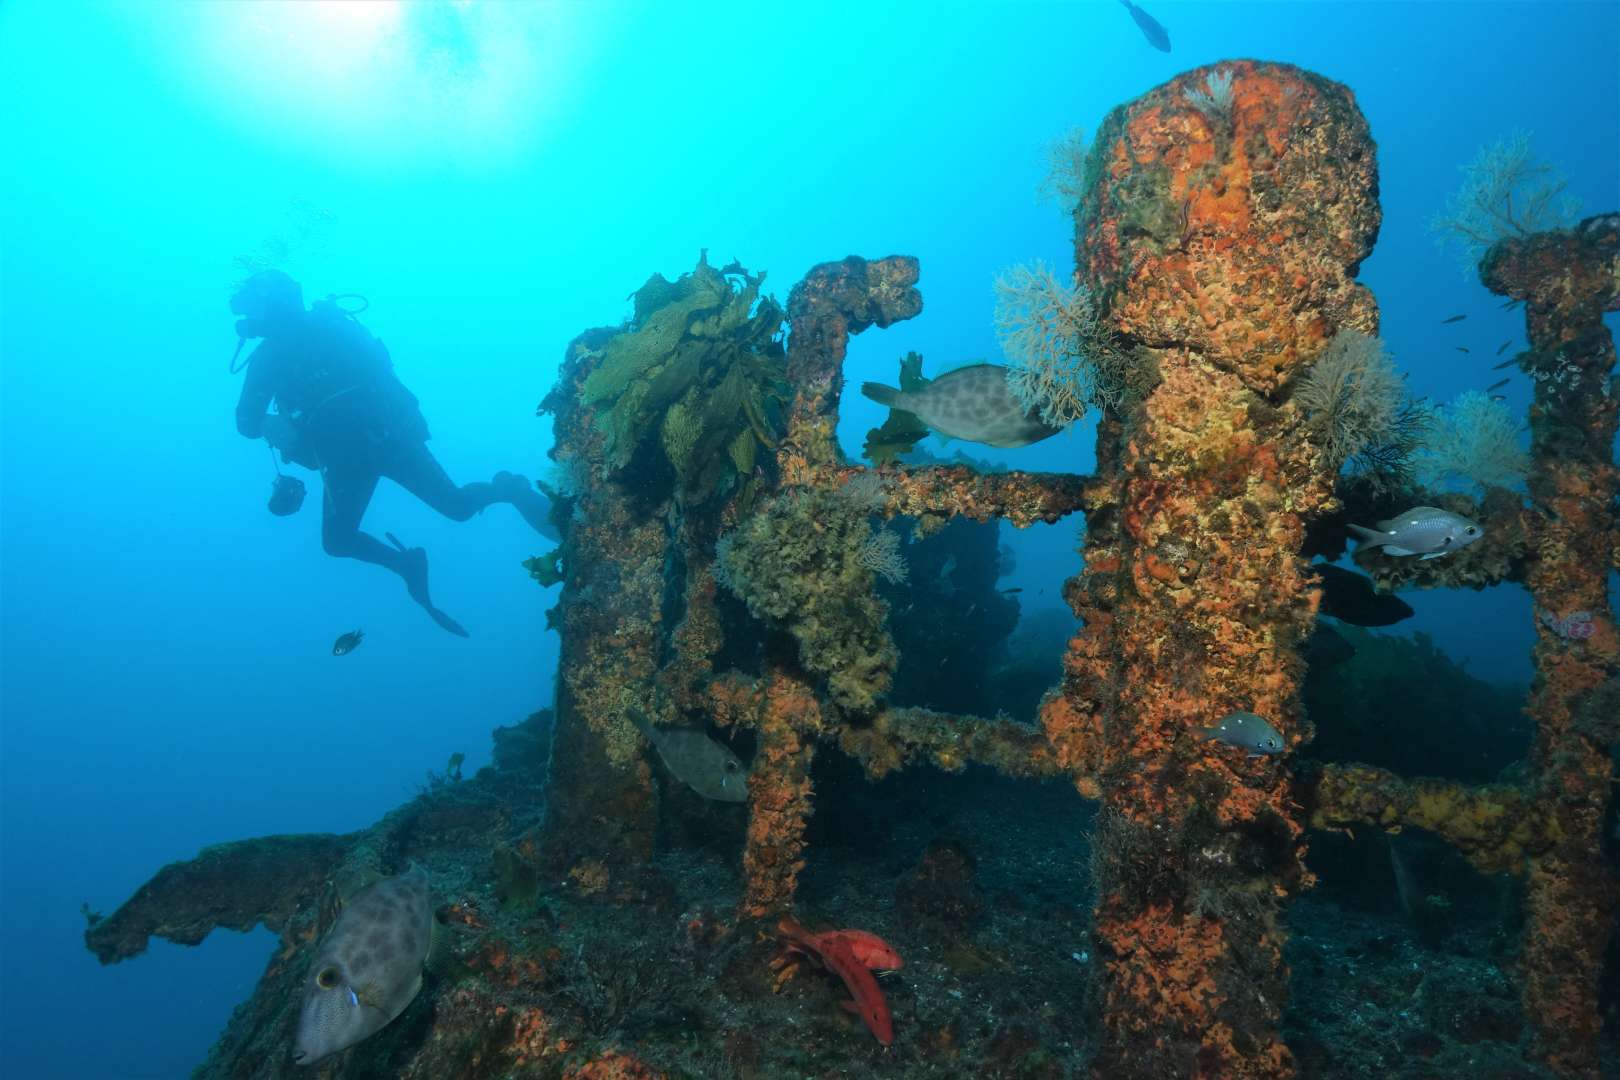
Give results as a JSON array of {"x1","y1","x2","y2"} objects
[{"x1": 274, "y1": 302, "x2": 426, "y2": 443}]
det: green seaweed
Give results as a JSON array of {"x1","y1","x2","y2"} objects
[
  {"x1": 582, "y1": 252, "x2": 788, "y2": 505},
  {"x1": 491, "y1": 844, "x2": 539, "y2": 913},
  {"x1": 523, "y1": 549, "x2": 565, "y2": 587},
  {"x1": 862, "y1": 351, "x2": 933, "y2": 465}
]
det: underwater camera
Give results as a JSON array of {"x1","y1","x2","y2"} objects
[{"x1": 268, "y1": 474, "x2": 306, "y2": 516}]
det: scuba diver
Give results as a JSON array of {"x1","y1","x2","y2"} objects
[{"x1": 230, "y1": 269, "x2": 558, "y2": 636}]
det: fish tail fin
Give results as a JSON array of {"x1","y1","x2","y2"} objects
[
  {"x1": 627, "y1": 709, "x2": 654, "y2": 740},
  {"x1": 1346, "y1": 524, "x2": 1385, "y2": 548},
  {"x1": 425, "y1": 917, "x2": 457, "y2": 977},
  {"x1": 335, "y1": 864, "x2": 385, "y2": 904},
  {"x1": 776, "y1": 916, "x2": 813, "y2": 945},
  {"x1": 860, "y1": 382, "x2": 904, "y2": 409}
]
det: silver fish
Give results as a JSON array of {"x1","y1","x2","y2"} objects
[
  {"x1": 293, "y1": 867, "x2": 435, "y2": 1066},
  {"x1": 632, "y1": 712, "x2": 749, "y2": 802},
  {"x1": 861, "y1": 364, "x2": 1062, "y2": 449},
  {"x1": 1348, "y1": 507, "x2": 1483, "y2": 560},
  {"x1": 1198, "y1": 711, "x2": 1284, "y2": 756}
]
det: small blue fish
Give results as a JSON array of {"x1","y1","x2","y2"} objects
[
  {"x1": 1348, "y1": 507, "x2": 1483, "y2": 560},
  {"x1": 332, "y1": 629, "x2": 364, "y2": 656},
  {"x1": 1198, "y1": 712, "x2": 1285, "y2": 756}
]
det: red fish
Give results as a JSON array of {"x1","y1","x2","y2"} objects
[
  {"x1": 777, "y1": 918, "x2": 895, "y2": 1045},
  {"x1": 821, "y1": 929, "x2": 903, "y2": 971},
  {"x1": 779, "y1": 924, "x2": 903, "y2": 971}
]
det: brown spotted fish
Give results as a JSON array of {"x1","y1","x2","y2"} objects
[
  {"x1": 293, "y1": 867, "x2": 435, "y2": 1065},
  {"x1": 861, "y1": 364, "x2": 1063, "y2": 449},
  {"x1": 632, "y1": 712, "x2": 749, "y2": 802}
]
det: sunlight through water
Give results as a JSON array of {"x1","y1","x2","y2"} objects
[{"x1": 151, "y1": 0, "x2": 585, "y2": 167}]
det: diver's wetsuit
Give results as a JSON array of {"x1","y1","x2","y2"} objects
[{"x1": 235, "y1": 303, "x2": 553, "y2": 635}]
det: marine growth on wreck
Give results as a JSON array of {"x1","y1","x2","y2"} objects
[{"x1": 80, "y1": 57, "x2": 1617, "y2": 1080}]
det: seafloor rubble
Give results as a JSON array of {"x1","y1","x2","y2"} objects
[
  {"x1": 89, "y1": 61, "x2": 1617, "y2": 1079},
  {"x1": 86, "y1": 644, "x2": 1598, "y2": 1079}
]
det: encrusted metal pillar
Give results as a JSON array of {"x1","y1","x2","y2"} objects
[
  {"x1": 779, "y1": 255, "x2": 924, "y2": 483},
  {"x1": 723, "y1": 256, "x2": 922, "y2": 919},
  {"x1": 1064, "y1": 62, "x2": 1380, "y2": 1076},
  {"x1": 538, "y1": 328, "x2": 664, "y2": 875},
  {"x1": 1482, "y1": 213, "x2": 1620, "y2": 1078}
]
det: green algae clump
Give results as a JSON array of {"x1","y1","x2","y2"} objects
[
  {"x1": 862, "y1": 351, "x2": 933, "y2": 464},
  {"x1": 714, "y1": 488, "x2": 900, "y2": 714},
  {"x1": 581, "y1": 252, "x2": 787, "y2": 506},
  {"x1": 523, "y1": 548, "x2": 565, "y2": 587},
  {"x1": 490, "y1": 844, "x2": 540, "y2": 914}
]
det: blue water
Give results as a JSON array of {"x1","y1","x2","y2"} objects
[{"x1": 2, "y1": 2, "x2": 1615, "y2": 1075}]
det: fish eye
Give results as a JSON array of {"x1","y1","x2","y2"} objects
[
  {"x1": 725, "y1": 760, "x2": 739, "y2": 773},
  {"x1": 315, "y1": 967, "x2": 341, "y2": 990},
  {"x1": 1464, "y1": 526, "x2": 1478, "y2": 535}
]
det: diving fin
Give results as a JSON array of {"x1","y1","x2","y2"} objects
[
  {"x1": 422, "y1": 604, "x2": 470, "y2": 638},
  {"x1": 388, "y1": 534, "x2": 471, "y2": 638}
]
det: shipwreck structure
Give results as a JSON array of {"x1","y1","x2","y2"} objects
[{"x1": 87, "y1": 62, "x2": 1616, "y2": 1078}]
